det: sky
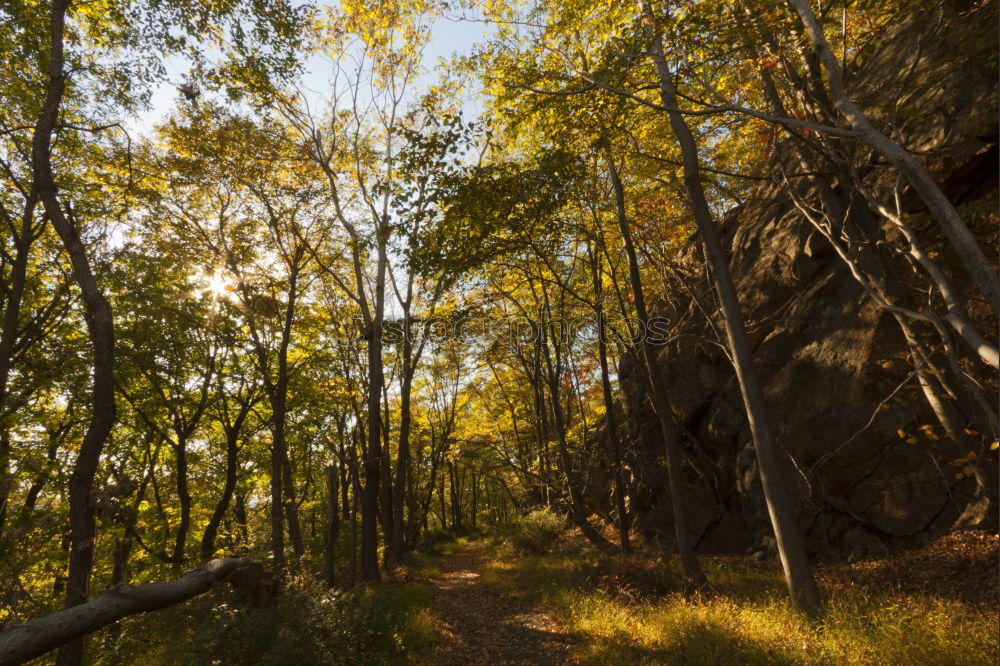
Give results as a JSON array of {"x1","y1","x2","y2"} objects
[{"x1": 133, "y1": 7, "x2": 493, "y2": 134}]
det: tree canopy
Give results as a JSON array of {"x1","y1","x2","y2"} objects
[{"x1": 0, "y1": 0, "x2": 996, "y2": 663}]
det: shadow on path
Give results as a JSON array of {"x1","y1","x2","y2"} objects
[{"x1": 430, "y1": 541, "x2": 575, "y2": 665}]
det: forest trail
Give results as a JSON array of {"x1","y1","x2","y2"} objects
[{"x1": 429, "y1": 541, "x2": 576, "y2": 665}]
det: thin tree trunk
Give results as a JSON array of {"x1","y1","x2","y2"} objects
[
  {"x1": 0, "y1": 196, "x2": 37, "y2": 537},
  {"x1": 339, "y1": 443, "x2": 351, "y2": 522},
  {"x1": 378, "y1": 386, "x2": 394, "y2": 566},
  {"x1": 389, "y1": 337, "x2": 414, "y2": 564},
  {"x1": 201, "y1": 423, "x2": 243, "y2": 559},
  {"x1": 438, "y1": 472, "x2": 447, "y2": 529},
  {"x1": 643, "y1": 5, "x2": 820, "y2": 614},
  {"x1": 324, "y1": 464, "x2": 340, "y2": 587},
  {"x1": 540, "y1": 321, "x2": 616, "y2": 552},
  {"x1": 590, "y1": 245, "x2": 632, "y2": 553},
  {"x1": 281, "y1": 447, "x2": 304, "y2": 557},
  {"x1": 268, "y1": 402, "x2": 285, "y2": 571},
  {"x1": 470, "y1": 469, "x2": 478, "y2": 530},
  {"x1": 171, "y1": 439, "x2": 191, "y2": 563},
  {"x1": 602, "y1": 144, "x2": 705, "y2": 585}
]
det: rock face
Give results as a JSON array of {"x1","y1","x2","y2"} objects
[{"x1": 606, "y1": 3, "x2": 998, "y2": 563}]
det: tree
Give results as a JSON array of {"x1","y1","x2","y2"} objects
[{"x1": 638, "y1": 2, "x2": 820, "y2": 613}]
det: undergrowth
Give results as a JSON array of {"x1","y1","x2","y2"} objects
[
  {"x1": 90, "y1": 573, "x2": 438, "y2": 665},
  {"x1": 86, "y1": 532, "x2": 476, "y2": 666},
  {"x1": 482, "y1": 535, "x2": 998, "y2": 665},
  {"x1": 503, "y1": 507, "x2": 568, "y2": 554}
]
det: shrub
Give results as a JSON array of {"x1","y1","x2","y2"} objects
[
  {"x1": 509, "y1": 507, "x2": 567, "y2": 554},
  {"x1": 415, "y1": 527, "x2": 459, "y2": 555}
]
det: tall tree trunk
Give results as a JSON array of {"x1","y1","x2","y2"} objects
[
  {"x1": 389, "y1": 337, "x2": 414, "y2": 564},
  {"x1": 415, "y1": 439, "x2": 444, "y2": 540},
  {"x1": 590, "y1": 245, "x2": 632, "y2": 553},
  {"x1": 360, "y1": 237, "x2": 387, "y2": 581},
  {"x1": 378, "y1": 387, "x2": 394, "y2": 567},
  {"x1": 0, "y1": 432, "x2": 8, "y2": 537},
  {"x1": 324, "y1": 464, "x2": 340, "y2": 587},
  {"x1": 172, "y1": 439, "x2": 191, "y2": 563},
  {"x1": 268, "y1": 396, "x2": 286, "y2": 571},
  {"x1": 548, "y1": 426, "x2": 605, "y2": 549},
  {"x1": 602, "y1": 145, "x2": 705, "y2": 585},
  {"x1": 245, "y1": 251, "x2": 303, "y2": 571},
  {"x1": 438, "y1": 472, "x2": 447, "y2": 529},
  {"x1": 0, "y1": 196, "x2": 36, "y2": 537},
  {"x1": 448, "y1": 462, "x2": 459, "y2": 531},
  {"x1": 339, "y1": 445, "x2": 350, "y2": 521},
  {"x1": 349, "y1": 441, "x2": 360, "y2": 586},
  {"x1": 643, "y1": 5, "x2": 820, "y2": 614},
  {"x1": 281, "y1": 447, "x2": 304, "y2": 557},
  {"x1": 540, "y1": 323, "x2": 616, "y2": 552},
  {"x1": 31, "y1": 2, "x2": 118, "y2": 663},
  {"x1": 470, "y1": 470, "x2": 478, "y2": 530}
]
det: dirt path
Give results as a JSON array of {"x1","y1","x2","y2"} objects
[{"x1": 429, "y1": 541, "x2": 576, "y2": 665}]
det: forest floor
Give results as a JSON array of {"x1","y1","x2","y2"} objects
[
  {"x1": 85, "y1": 528, "x2": 997, "y2": 665},
  {"x1": 456, "y1": 528, "x2": 998, "y2": 665},
  {"x1": 429, "y1": 540, "x2": 576, "y2": 665}
]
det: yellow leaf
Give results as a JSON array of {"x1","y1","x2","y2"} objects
[
  {"x1": 906, "y1": 436, "x2": 918, "y2": 444},
  {"x1": 991, "y1": 441, "x2": 999, "y2": 451},
  {"x1": 896, "y1": 429, "x2": 906, "y2": 439}
]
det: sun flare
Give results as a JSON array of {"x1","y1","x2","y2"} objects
[{"x1": 192, "y1": 269, "x2": 236, "y2": 302}]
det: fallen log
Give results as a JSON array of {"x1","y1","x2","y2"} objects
[{"x1": 0, "y1": 558, "x2": 262, "y2": 666}]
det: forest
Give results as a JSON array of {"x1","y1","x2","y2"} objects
[{"x1": 0, "y1": 0, "x2": 997, "y2": 664}]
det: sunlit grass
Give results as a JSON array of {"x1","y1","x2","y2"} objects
[
  {"x1": 401, "y1": 529, "x2": 471, "y2": 579},
  {"x1": 482, "y1": 540, "x2": 998, "y2": 665}
]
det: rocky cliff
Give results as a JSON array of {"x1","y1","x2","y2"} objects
[{"x1": 607, "y1": 1, "x2": 998, "y2": 563}]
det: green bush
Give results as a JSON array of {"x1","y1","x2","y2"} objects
[
  {"x1": 415, "y1": 527, "x2": 459, "y2": 555},
  {"x1": 193, "y1": 574, "x2": 438, "y2": 665},
  {"x1": 509, "y1": 507, "x2": 567, "y2": 554}
]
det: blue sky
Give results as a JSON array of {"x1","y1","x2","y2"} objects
[{"x1": 134, "y1": 7, "x2": 493, "y2": 134}]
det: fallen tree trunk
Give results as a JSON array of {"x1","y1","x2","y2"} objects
[{"x1": 0, "y1": 558, "x2": 258, "y2": 666}]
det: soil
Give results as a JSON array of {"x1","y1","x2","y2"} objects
[{"x1": 429, "y1": 541, "x2": 576, "y2": 665}]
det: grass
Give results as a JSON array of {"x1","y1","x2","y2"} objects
[
  {"x1": 481, "y1": 535, "x2": 999, "y2": 665},
  {"x1": 401, "y1": 528, "x2": 472, "y2": 578}
]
